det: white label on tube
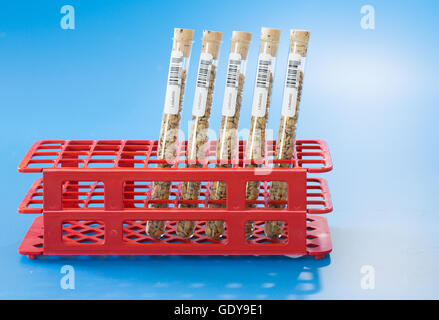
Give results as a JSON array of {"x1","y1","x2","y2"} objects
[
  {"x1": 281, "y1": 53, "x2": 302, "y2": 117},
  {"x1": 163, "y1": 51, "x2": 184, "y2": 115},
  {"x1": 251, "y1": 53, "x2": 272, "y2": 117},
  {"x1": 222, "y1": 52, "x2": 242, "y2": 117},
  {"x1": 192, "y1": 52, "x2": 213, "y2": 117}
]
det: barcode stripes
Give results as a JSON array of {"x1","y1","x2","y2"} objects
[
  {"x1": 196, "y1": 59, "x2": 212, "y2": 88},
  {"x1": 168, "y1": 56, "x2": 183, "y2": 86},
  {"x1": 226, "y1": 59, "x2": 241, "y2": 88},
  {"x1": 286, "y1": 59, "x2": 300, "y2": 89},
  {"x1": 256, "y1": 58, "x2": 271, "y2": 89}
]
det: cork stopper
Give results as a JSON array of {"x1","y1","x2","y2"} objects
[
  {"x1": 231, "y1": 31, "x2": 252, "y2": 60},
  {"x1": 290, "y1": 29, "x2": 310, "y2": 57},
  {"x1": 173, "y1": 28, "x2": 194, "y2": 57},
  {"x1": 260, "y1": 27, "x2": 281, "y2": 57},
  {"x1": 201, "y1": 30, "x2": 223, "y2": 60}
]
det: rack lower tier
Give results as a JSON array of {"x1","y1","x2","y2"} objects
[{"x1": 19, "y1": 215, "x2": 332, "y2": 259}]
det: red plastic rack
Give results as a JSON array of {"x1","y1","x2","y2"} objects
[{"x1": 18, "y1": 139, "x2": 333, "y2": 259}]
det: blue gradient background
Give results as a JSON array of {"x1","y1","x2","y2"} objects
[{"x1": 0, "y1": 0, "x2": 438, "y2": 299}]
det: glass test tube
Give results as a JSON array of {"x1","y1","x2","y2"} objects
[
  {"x1": 206, "y1": 31, "x2": 252, "y2": 239},
  {"x1": 146, "y1": 28, "x2": 194, "y2": 239},
  {"x1": 265, "y1": 30, "x2": 310, "y2": 239},
  {"x1": 177, "y1": 30, "x2": 223, "y2": 239},
  {"x1": 245, "y1": 27, "x2": 281, "y2": 238}
]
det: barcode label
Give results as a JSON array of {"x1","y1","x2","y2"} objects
[
  {"x1": 226, "y1": 53, "x2": 241, "y2": 89},
  {"x1": 192, "y1": 52, "x2": 213, "y2": 117},
  {"x1": 196, "y1": 53, "x2": 213, "y2": 89},
  {"x1": 281, "y1": 53, "x2": 302, "y2": 117},
  {"x1": 222, "y1": 53, "x2": 242, "y2": 117},
  {"x1": 251, "y1": 53, "x2": 272, "y2": 117},
  {"x1": 256, "y1": 54, "x2": 272, "y2": 89},
  {"x1": 164, "y1": 51, "x2": 184, "y2": 114},
  {"x1": 286, "y1": 58, "x2": 300, "y2": 88}
]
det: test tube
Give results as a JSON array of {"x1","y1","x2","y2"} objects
[
  {"x1": 177, "y1": 30, "x2": 223, "y2": 239},
  {"x1": 206, "y1": 31, "x2": 252, "y2": 239},
  {"x1": 245, "y1": 27, "x2": 281, "y2": 238},
  {"x1": 146, "y1": 28, "x2": 194, "y2": 239},
  {"x1": 265, "y1": 30, "x2": 310, "y2": 239}
]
